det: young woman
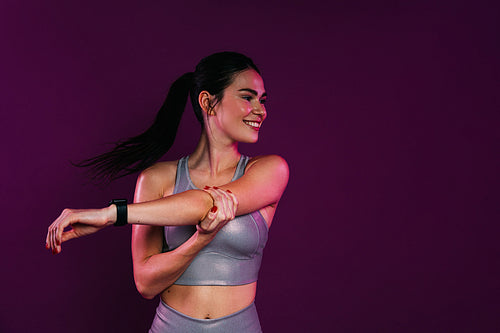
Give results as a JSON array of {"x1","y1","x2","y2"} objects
[{"x1": 46, "y1": 52, "x2": 289, "y2": 332}]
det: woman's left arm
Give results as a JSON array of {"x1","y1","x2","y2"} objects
[
  {"x1": 128, "y1": 155, "x2": 288, "y2": 222},
  {"x1": 46, "y1": 155, "x2": 288, "y2": 252},
  {"x1": 211, "y1": 154, "x2": 289, "y2": 215}
]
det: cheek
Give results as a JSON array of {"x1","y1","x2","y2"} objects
[{"x1": 233, "y1": 99, "x2": 251, "y2": 113}]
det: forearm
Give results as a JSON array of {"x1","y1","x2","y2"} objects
[
  {"x1": 127, "y1": 189, "x2": 214, "y2": 226},
  {"x1": 134, "y1": 230, "x2": 213, "y2": 299}
]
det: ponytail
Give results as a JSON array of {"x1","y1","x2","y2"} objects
[
  {"x1": 76, "y1": 72, "x2": 194, "y2": 181},
  {"x1": 77, "y1": 52, "x2": 260, "y2": 182}
]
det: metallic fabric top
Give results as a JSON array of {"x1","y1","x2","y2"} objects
[{"x1": 163, "y1": 155, "x2": 269, "y2": 286}]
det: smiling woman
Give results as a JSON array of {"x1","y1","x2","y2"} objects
[
  {"x1": 206, "y1": 69, "x2": 267, "y2": 144},
  {"x1": 45, "y1": 52, "x2": 288, "y2": 333}
]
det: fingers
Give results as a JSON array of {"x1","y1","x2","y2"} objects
[
  {"x1": 220, "y1": 189, "x2": 238, "y2": 220},
  {"x1": 48, "y1": 222, "x2": 61, "y2": 254},
  {"x1": 46, "y1": 208, "x2": 76, "y2": 254},
  {"x1": 61, "y1": 229, "x2": 78, "y2": 243},
  {"x1": 199, "y1": 187, "x2": 238, "y2": 234},
  {"x1": 203, "y1": 187, "x2": 234, "y2": 220},
  {"x1": 215, "y1": 190, "x2": 231, "y2": 220},
  {"x1": 197, "y1": 205, "x2": 218, "y2": 233},
  {"x1": 225, "y1": 190, "x2": 238, "y2": 218},
  {"x1": 46, "y1": 208, "x2": 109, "y2": 254}
]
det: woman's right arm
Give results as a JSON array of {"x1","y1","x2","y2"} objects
[
  {"x1": 132, "y1": 225, "x2": 211, "y2": 299},
  {"x1": 131, "y1": 167, "x2": 236, "y2": 299}
]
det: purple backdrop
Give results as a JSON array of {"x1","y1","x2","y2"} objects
[{"x1": 1, "y1": 0, "x2": 498, "y2": 332}]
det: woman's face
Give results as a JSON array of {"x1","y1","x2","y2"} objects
[{"x1": 210, "y1": 69, "x2": 267, "y2": 143}]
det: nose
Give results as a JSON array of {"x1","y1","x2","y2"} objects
[{"x1": 252, "y1": 102, "x2": 266, "y2": 118}]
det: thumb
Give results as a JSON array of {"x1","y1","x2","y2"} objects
[{"x1": 61, "y1": 229, "x2": 78, "y2": 243}]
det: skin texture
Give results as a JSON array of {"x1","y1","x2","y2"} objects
[{"x1": 46, "y1": 69, "x2": 289, "y2": 319}]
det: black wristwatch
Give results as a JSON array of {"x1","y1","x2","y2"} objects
[{"x1": 109, "y1": 199, "x2": 128, "y2": 226}]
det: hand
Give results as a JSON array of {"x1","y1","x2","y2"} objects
[
  {"x1": 45, "y1": 207, "x2": 115, "y2": 254},
  {"x1": 197, "y1": 187, "x2": 238, "y2": 235}
]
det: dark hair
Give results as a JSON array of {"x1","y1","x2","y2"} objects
[{"x1": 76, "y1": 51, "x2": 260, "y2": 181}]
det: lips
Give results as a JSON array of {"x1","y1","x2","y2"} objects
[{"x1": 243, "y1": 120, "x2": 261, "y2": 129}]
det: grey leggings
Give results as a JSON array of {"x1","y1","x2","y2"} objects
[{"x1": 149, "y1": 299, "x2": 262, "y2": 333}]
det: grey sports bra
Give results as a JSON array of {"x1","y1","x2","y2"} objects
[{"x1": 163, "y1": 155, "x2": 269, "y2": 286}]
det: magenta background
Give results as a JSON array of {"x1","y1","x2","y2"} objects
[{"x1": 1, "y1": 0, "x2": 499, "y2": 332}]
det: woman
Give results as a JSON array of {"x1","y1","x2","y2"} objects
[{"x1": 46, "y1": 52, "x2": 289, "y2": 332}]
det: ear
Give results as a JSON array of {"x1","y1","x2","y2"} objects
[{"x1": 198, "y1": 91, "x2": 214, "y2": 115}]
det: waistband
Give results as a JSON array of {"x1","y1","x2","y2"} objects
[
  {"x1": 150, "y1": 299, "x2": 262, "y2": 332},
  {"x1": 158, "y1": 299, "x2": 255, "y2": 323}
]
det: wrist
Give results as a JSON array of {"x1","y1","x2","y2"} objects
[
  {"x1": 109, "y1": 199, "x2": 128, "y2": 226},
  {"x1": 195, "y1": 228, "x2": 216, "y2": 245},
  {"x1": 105, "y1": 205, "x2": 117, "y2": 225}
]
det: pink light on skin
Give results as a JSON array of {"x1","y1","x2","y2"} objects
[{"x1": 208, "y1": 70, "x2": 267, "y2": 144}]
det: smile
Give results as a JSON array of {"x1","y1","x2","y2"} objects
[{"x1": 243, "y1": 120, "x2": 261, "y2": 129}]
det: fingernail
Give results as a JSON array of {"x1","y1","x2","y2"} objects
[
  {"x1": 52, "y1": 249, "x2": 57, "y2": 255},
  {"x1": 45, "y1": 243, "x2": 49, "y2": 249},
  {"x1": 213, "y1": 186, "x2": 219, "y2": 189},
  {"x1": 204, "y1": 186, "x2": 210, "y2": 189},
  {"x1": 210, "y1": 206, "x2": 218, "y2": 213},
  {"x1": 226, "y1": 190, "x2": 232, "y2": 193}
]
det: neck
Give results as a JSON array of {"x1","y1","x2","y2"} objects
[{"x1": 189, "y1": 130, "x2": 241, "y2": 176}]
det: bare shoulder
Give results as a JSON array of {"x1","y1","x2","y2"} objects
[
  {"x1": 135, "y1": 160, "x2": 179, "y2": 201},
  {"x1": 246, "y1": 154, "x2": 289, "y2": 178},
  {"x1": 245, "y1": 155, "x2": 289, "y2": 193}
]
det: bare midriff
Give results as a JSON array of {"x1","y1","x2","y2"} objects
[{"x1": 161, "y1": 282, "x2": 257, "y2": 319}]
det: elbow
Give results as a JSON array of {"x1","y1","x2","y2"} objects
[
  {"x1": 134, "y1": 272, "x2": 159, "y2": 300},
  {"x1": 136, "y1": 282, "x2": 157, "y2": 300},
  {"x1": 134, "y1": 269, "x2": 175, "y2": 300}
]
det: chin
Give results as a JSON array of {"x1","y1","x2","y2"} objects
[
  {"x1": 248, "y1": 134, "x2": 260, "y2": 143},
  {"x1": 238, "y1": 135, "x2": 259, "y2": 144}
]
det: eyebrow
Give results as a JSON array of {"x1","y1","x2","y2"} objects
[{"x1": 238, "y1": 88, "x2": 267, "y2": 98}]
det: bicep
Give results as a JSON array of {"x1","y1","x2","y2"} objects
[{"x1": 220, "y1": 155, "x2": 289, "y2": 215}]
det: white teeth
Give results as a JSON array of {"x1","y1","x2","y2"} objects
[{"x1": 244, "y1": 121, "x2": 261, "y2": 128}]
